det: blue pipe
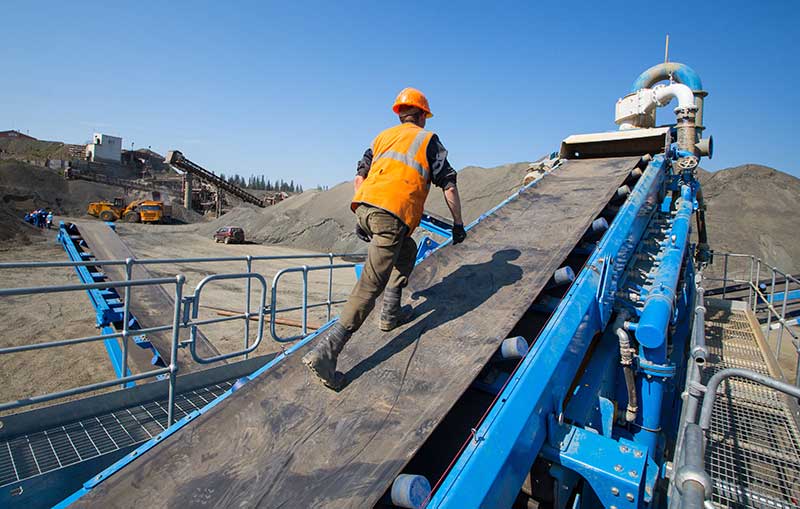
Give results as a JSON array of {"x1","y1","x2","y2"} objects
[
  {"x1": 631, "y1": 62, "x2": 703, "y2": 92},
  {"x1": 634, "y1": 184, "x2": 694, "y2": 454},
  {"x1": 636, "y1": 185, "x2": 694, "y2": 348}
]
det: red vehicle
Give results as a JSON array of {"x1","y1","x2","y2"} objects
[{"x1": 213, "y1": 226, "x2": 245, "y2": 244}]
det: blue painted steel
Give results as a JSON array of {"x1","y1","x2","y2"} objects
[
  {"x1": 57, "y1": 223, "x2": 129, "y2": 382},
  {"x1": 636, "y1": 185, "x2": 694, "y2": 349},
  {"x1": 416, "y1": 236, "x2": 440, "y2": 263},
  {"x1": 633, "y1": 185, "x2": 695, "y2": 456},
  {"x1": 418, "y1": 214, "x2": 452, "y2": 239},
  {"x1": 630, "y1": 62, "x2": 703, "y2": 92},
  {"x1": 768, "y1": 288, "x2": 800, "y2": 304},
  {"x1": 55, "y1": 319, "x2": 337, "y2": 508},
  {"x1": 56, "y1": 222, "x2": 164, "y2": 382},
  {"x1": 429, "y1": 158, "x2": 667, "y2": 508},
  {"x1": 542, "y1": 422, "x2": 654, "y2": 509}
]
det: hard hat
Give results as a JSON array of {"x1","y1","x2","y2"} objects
[{"x1": 392, "y1": 87, "x2": 433, "y2": 118}]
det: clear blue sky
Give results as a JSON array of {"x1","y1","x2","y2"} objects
[{"x1": 3, "y1": 1, "x2": 798, "y2": 187}]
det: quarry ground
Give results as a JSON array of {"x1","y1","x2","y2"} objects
[
  {"x1": 0, "y1": 221, "x2": 356, "y2": 414},
  {"x1": 1, "y1": 159, "x2": 798, "y2": 417}
]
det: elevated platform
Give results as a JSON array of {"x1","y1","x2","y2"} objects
[
  {"x1": 0, "y1": 355, "x2": 273, "y2": 509},
  {"x1": 70, "y1": 156, "x2": 639, "y2": 508},
  {"x1": 72, "y1": 221, "x2": 225, "y2": 373},
  {"x1": 702, "y1": 301, "x2": 800, "y2": 508}
]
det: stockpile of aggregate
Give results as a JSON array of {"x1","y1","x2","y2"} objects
[
  {"x1": 199, "y1": 162, "x2": 532, "y2": 253},
  {"x1": 697, "y1": 164, "x2": 800, "y2": 274}
]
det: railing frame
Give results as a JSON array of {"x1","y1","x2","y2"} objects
[{"x1": 0, "y1": 252, "x2": 364, "y2": 418}]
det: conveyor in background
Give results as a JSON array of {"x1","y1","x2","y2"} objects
[
  {"x1": 70, "y1": 156, "x2": 638, "y2": 508},
  {"x1": 72, "y1": 220, "x2": 226, "y2": 373}
]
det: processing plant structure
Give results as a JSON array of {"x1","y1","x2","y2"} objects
[{"x1": 0, "y1": 62, "x2": 798, "y2": 509}]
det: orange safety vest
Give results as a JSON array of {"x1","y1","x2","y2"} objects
[{"x1": 352, "y1": 123, "x2": 434, "y2": 233}]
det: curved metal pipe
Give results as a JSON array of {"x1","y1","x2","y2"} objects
[
  {"x1": 631, "y1": 62, "x2": 703, "y2": 93},
  {"x1": 654, "y1": 83, "x2": 696, "y2": 111}
]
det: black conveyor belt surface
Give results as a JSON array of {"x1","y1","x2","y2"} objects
[
  {"x1": 73, "y1": 156, "x2": 638, "y2": 508},
  {"x1": 74, "y1": 221, "x2": 225, "y2": 373}
]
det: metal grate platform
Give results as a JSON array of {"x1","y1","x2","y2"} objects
[
  {"x1": 0, "y1": 381, "x2": 233, "y2": 488},
  {"x1": 703, "y1": 305, "x2": 800, "y2": 508}
]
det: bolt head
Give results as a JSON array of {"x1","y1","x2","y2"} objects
[
  {"x1": 611, "y1": 487, "x2": 620, "y2": 496},
  {"x1": 629, "y1": 470, "x2": 638, "y2": 478},
  {"x1": 614, "y1": 464, "x2": 624, "y2": 472},
  {"x1": 626, "y1": 493, "x2": 635, "y2": 502},
  {"x1": 619, "y1": 445, "x2": 629, "y2": 453},
  {"x1": 633, "y1": 449, "x2": 643, "y2": 458}
]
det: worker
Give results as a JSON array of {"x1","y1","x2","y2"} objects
[
  {"x1": 303, "y1": 87, "x2": 467, "y2": 390},
  {"x1": 46, "y1": 211, "x2": 54, "y2": 229}
]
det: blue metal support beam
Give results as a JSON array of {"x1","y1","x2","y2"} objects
[{"x1": 428, "y1": 157, "x2": 667, "y2": 508}]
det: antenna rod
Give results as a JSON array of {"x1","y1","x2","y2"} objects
[{"x1": 664, "y1": 34, "x2": 670, "y2": 63}]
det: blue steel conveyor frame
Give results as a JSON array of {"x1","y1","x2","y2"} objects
[{"x1": 57, "y1": 221, "x2": 164, "y2": 383}]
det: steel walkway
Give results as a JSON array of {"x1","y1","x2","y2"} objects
[
  {"x1": 702, "y1": 301, "x2": 800, "y2": 508},
  {"x1": 0, "y1": 381, "x2": 233, "y2": 489}
]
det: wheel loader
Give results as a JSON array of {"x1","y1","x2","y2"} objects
[{"x1": 87, "y1": 198, "x2": 167, "y2": 224}]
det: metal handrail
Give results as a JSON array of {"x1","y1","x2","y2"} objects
[
  {"x1": 704, "y1": 252, "x2": 800, "y2": 386},
  {"x1": 187, "y1": 272, "x2": 268, "y2": 364},
  {"x1": 0, "y1": 253, "x2": 361, "y2": 417},
  {"x1": 1, "y1": 251, "x2": 363, "y2": 373},
  {"x1": 270, "y1": 263, "x2": 357, "y2": 342},
  {"x1": 0, "y1": 275, "x2": 186, "y2": 427}
]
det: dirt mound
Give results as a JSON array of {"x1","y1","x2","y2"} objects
[
  {"x1": 0, "y1": 160, "x2": 124, "y2": 215},
  {"x1": 698, "y1": 164, "x2": 800, "y2": 273},
  {"x1": 200, "y1": 162, "x2": 531, "y2": 253},
  {"x1": 0, "y1": 138, "x2": 73, "y2": 161}
]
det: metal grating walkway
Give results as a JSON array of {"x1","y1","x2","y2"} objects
[
  {"x1": 0, "y1": 381, "x2": 233, "y2": 488},
  {"x1": 703, "y1": 304, "x2": 800, "y2": 509}
]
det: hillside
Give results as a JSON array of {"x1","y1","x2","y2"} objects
[
  {"x1": 698, "y1": 164, "x2": 799, "y2": 273},
  {"x1": 198, "y1": 162, "x2": 531, "y2": 253}
]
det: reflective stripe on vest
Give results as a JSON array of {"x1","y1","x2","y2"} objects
[
  {"x1": 372, "y1": 129, "x2": 430, "y2": 185},
  {"x1": 351, "y1": 124, "x2": 434, "y2": 233}
]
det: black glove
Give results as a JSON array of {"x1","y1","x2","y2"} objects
[
  {"x1": 355, "y1": 224, "x2": 372, "y2": 243},
  {"x1": 452, "y1": 223, "x2": 466, "y2": 245}
]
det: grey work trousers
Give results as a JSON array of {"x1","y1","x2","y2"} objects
[{"x1": 338, "y1": 205, "x2": 417, "y2": 332}]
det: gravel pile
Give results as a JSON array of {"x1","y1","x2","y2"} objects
[
  {"x1": 199, "y1": 162, "x2": 532, "y2": 253},
  {"x1": 697, "y1": 164, "x2": 800, "y2": 273}
]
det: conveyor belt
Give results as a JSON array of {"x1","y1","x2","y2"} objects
[
  {"x1": 71, "y1": 156, "x2": 638, "y2": 508},
  {"x1": 73, "y1": 221, "x2": 225, "y2": 373}
]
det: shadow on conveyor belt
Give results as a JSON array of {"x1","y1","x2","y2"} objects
[{"x1": 344, "y1": 250, "x2": 523, "y2": 387}]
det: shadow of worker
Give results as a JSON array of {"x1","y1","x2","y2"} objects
[{"x1": 343, "y1": 249, "x2": 523, "y2": 386}]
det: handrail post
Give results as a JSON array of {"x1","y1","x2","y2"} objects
[
  {"x1": 753, "y1": 258, "x2": 761, "y2": 312},
  {"x1": 244, "y1": 256, "x2": 252, "y2": 360},
  {"x1": 327, "y1": 253, "x2": 334, "y2": 322},
  {"x1": 167, "y1": 275, "x2": 185, "y2": 426},
  {"x1": 121, "y1": 258, "x2": 133, "y2": 387},
  {"x1": 302, "y1": 265, "x2": 309, "y2": 336},
  {"x1": 777, "y1": 276, "x2": 790, "y2": 357},
  {"x1": 722, "y1": 254, "x2": 728, "y2": 300},
  {"x1": 766, "y1": 269, "x2": 776, "y2": 343}
]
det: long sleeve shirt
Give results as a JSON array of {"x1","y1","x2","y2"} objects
[{"x1": 356, "y1": 133, "x2": 457, "y2": 190}]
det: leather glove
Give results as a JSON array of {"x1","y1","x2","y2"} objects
[
  {"x1": 452, "y1": 224, "x2": 467, "y2": 245},
  {"x1": 355, "y1": 224, "x2": 372, "y2": 243}
]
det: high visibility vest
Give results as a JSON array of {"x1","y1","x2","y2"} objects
[{"x1": 352, "y1": 123, "x2": 434, "y2": 233}]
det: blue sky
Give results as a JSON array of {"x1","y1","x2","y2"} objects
[{"x1": 3, "y1": 1, "x2": 798, "y2": 187}]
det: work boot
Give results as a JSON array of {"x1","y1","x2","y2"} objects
[
  {"x1": 302, "y1": 322, "x2": 351, "y2": 390},
  {"x1": 380, "y1": 287, "x2": 412, "y2": 331}
]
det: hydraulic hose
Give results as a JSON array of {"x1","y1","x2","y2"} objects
[{"x1": 616, "y1": 327, "x2": 638, "y2": 422}]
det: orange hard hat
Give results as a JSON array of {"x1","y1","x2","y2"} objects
[{"x1": 392, "y1": 87, "x2": 433, "y2": 118}]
